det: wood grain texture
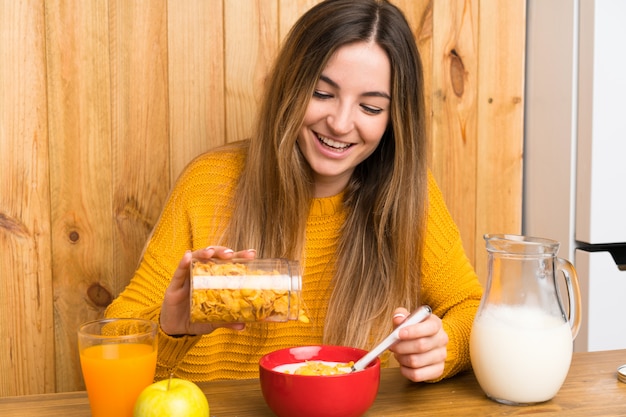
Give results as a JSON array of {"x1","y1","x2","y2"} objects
[
  {"x1": 474, "y1": 0, "x2": 526, "y2": 281},
  {"x1": 109, "y1": 0, "x2": 170, "y2": 295},
  {"x1": 45, "y1": 0, "x2": 114, "y2": 393},
  {"x1": 430, "y1": 0, "x2": 479, "y2": 265},
  {"x1": 225, "y1": 0, "x2": 278, "y2": 143},
  {"x1": 0, "y1": 0, "x2": 55, "y2": 397},
  {"x1": 0, "y1": 0, "x2": 525, "y2": 396},
  {"x1": 278, "y1": 0, "x2": 320, "y2": 40},
  {"x1": 168, "y1": 0, "x2": 225, "y2": 180}
]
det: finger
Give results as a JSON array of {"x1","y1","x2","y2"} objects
[
  {"x1": 392, "y1": 307, "x2": 411, "y2": 327},
  {"x1": 170, "y1": 250, "x2": 193, "y2": 291},
  {"x1": 394, "y1": 342, "x2": 447, "y2": 366},
  {"x1": 192, "y1": 246, "x2": 256, "y2": 260},
  {"x1": 190, "y1": 246, "x2": 220, "y2": 260},
  {"x1": 233, "y1": 248, "x2": 257, "y2": 259},
  {"x1": 389, "y1": 335, "x2": 430, "y2": 356},
  {"x1": 399, "y1": 360, "x2": 445, "y2": 383},
  {"x1": 203, "y1": 246, "x2": 235, "y2": 259},
  {"x1": 396, "y1": 315, "x2": 440, "y2": 340},
  {"x1": 211, "y1": 247, "x2": 257, "y2": 259}
]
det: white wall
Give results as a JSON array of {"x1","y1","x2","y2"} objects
[{"x1": 523, "y1": 0, "x2": 578, "y2": 261}]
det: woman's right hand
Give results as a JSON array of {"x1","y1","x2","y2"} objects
[{"x1": 159, "y1": 246, "x2": 257, "y2": 337}]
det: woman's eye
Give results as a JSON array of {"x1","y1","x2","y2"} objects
[
  {"x1": 313, "y1": 90, "x2": 332, "y2": 99},
  {"x1": 361, "y1": 105, "x2": 383, "y2": 115},
  {"x1": 312, "y1": 89, "x2": 384, "y2": 115}
]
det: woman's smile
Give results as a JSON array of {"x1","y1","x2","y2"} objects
[{"x1": 316, "y1": 133, "x2": 353, "y2": 151}]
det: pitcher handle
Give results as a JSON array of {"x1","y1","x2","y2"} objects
[{"x1": 556, "y1": 257, "x2": 582, "y2": 340}]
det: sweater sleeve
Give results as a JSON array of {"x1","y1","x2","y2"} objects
[
  {"x1": 420, "y1": 173, "x2": 484, "y2": 381},
  {"x1": 105, "y1": 149, "x2": 241, "y2": 379}
]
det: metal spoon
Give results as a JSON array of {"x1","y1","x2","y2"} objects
[{"x1": 351, "y1": 305, "x2": 432, "y2": 372}]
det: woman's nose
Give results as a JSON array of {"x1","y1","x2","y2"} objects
[{"x1": 326, "y1": 102, "x2": 354, "y2": 135}]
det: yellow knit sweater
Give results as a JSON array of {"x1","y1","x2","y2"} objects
[{"x1": 105, "y1": 145, "x2": 483, "y2": 382}]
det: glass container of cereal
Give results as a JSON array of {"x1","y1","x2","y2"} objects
[{"x1": 190, "y1": 258, "x2": 308, "y2": 323}]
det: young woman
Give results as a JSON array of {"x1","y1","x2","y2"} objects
[{"x1": 106, "y1": 0, "x2": 483, "y2": 383}]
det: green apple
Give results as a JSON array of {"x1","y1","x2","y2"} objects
[{"x1": 133, "y1": 377, "x2": 209, "y2": 417}]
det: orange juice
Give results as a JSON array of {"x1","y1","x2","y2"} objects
[{"x1": 80, "y1": 342, "x2": 157, "y2": 417}]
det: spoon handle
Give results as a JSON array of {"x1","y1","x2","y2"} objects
[{"x1": 351, "y1": 305, "x2": 432, "y2": 372}]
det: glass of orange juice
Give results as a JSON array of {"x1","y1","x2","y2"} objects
[{"x1": 78, "y1": 318, "x2": 158, "y2": 417}]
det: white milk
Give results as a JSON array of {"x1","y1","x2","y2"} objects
[{"x1": 470, "y1": 305, "x2": 573, "y2": 404}]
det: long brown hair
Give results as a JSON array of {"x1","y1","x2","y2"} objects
[{"x1": 225, "y1": 0, "x2": 427, "y2": 349}]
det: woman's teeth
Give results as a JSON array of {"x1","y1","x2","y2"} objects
[{"x1": 317, "y1": 134, "x2": 351, "y2": 150}]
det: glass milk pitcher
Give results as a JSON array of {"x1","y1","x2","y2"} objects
[{"x1": 470, "y1": 234, "x2": 581, "y2": 405}]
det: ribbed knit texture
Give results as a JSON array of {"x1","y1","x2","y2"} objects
[{"x1": 105, "y1": 145, "x2": 483, "y2": 382}]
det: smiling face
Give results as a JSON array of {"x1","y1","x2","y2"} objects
[{"x1": 297, "y1": 41, "x2": 391, "y2": 197}]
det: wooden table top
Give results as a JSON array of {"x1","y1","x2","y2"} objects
[{"x1": 1, "y1": 349, "x2": 625, "y2": 416}]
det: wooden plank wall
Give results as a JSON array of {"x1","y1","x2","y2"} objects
[{"x1": 0, "y1": 0, "x2": 525, "y2": 396}]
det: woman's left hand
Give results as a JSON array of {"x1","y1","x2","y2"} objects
[{"x1": 387, "y1": 307, "x2": 449, "y2": 382}]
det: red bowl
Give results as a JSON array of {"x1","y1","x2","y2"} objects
[{"x1": 259, "y1": 345, "x2": 380, "y2": 417}]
